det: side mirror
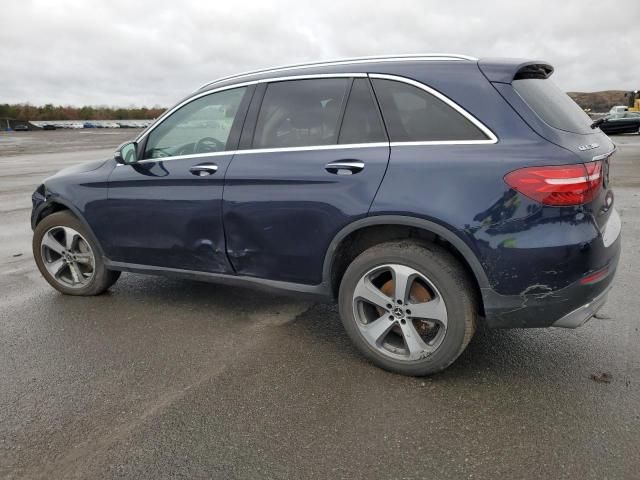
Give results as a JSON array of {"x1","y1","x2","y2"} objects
[{"x1": 114, "y1": 141, "x2": 138, "y2": 165}]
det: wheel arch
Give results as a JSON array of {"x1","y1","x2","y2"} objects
[
  {"x1": 33, "y1": 198, "x2": 106, "y2": 258},
  {"x1": 323, "y1": 215, "x2": 490, "y2": 307}
]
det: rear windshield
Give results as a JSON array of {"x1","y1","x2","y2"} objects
[{"x1": 513, "y1": 79, "x2": 593, "y2": 134}]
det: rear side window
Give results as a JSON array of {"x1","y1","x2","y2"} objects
[
  {"x1": 371, "y1": 79, "x2": 489, "y2": 142},
  {"x1": 513, "y1": 79, "x2": 593, "y2": 134},
  {"x1": 252, "y1": 78, "x2": 349, "y2": 149},
  {"x1": 338, "y1": 79, "x2": 387, "y2": 144}
]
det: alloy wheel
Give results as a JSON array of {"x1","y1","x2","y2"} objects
[
  {"x1": 352, "y1": 264, "x2": 448, "y2": 361},
  {"x1": 40, "y1": 226, "x2": 95, "y2": 288}
]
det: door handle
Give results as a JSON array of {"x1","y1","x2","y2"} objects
[
  {"x1": 325, "y1": 160, "x2": 365, "y2": 175},
  {"x1": 189, "y1": 163, "x2": 218, "y2": 176}
]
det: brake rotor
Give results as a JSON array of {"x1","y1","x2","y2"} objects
[{"x1": 377, "y1": 277, "x2": 437, "y2": 338}]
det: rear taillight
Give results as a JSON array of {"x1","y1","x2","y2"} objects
[
  {"x1": 504, "y1": 161, "x2": 602, "y2": 206},
  {"x1": 580, "y1": 266, "x2": 609, "y2": 285}
]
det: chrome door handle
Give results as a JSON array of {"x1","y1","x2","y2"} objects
[
  {"x1": 325, "y1": 160, "x2": 365, "y2": 175},
  {"x1": 189, "y1": 163, "x2": 218, "y2": 176}
]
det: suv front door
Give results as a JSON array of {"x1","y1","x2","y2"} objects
[
  {"x1": 222, "y1": 76, "x2": 390, "y2": 285},
  {"x1": 101, "y1": 86, "x2": 252, "y2": 272}
]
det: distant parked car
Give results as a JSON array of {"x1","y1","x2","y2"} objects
[
  {"x1": 42, "y1": 124, "x2": 57, "y2": 130},
  {"x1": 609, "y1": 105, "x2": 628, "y2": 114},
  {"x1": 83, "y1": 122, "x2": 96, "y2": 128},
  {"x1": 595, "y1": 112, "x2": 640, "y2": 135},
  {"x1": 13, "y1": 123, "x2": 29, "y2": 131}
]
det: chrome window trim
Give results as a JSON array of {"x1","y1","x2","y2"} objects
[
  {"x1": 234, "y1": 142, "x2": 389, "y2": 156},
  {"x1": 119, "y1": 142, "x2": 390, "y2": 166},
  {"x1": 197, "y1": 54, "x2": 477, "y2": 91},
  {"x1": 129, "y1": 151, "x2": 233, "y2": 165},
  {"x1": 135, "y1": 73, "x2": 366, "y2": 144},
  {"x1": 389, "y1": 140, "x2": 497, "y2": 146},
  {"x1": 369, "y1": 73, "x2": 498, "y2": 145}
]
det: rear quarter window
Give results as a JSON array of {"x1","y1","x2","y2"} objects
[
  {"x1": 371, "y1": 78, "x2": 490, "y2": 142},
  {"x1": 513, "y1": 79, "x2": 593, "y2": 134}
]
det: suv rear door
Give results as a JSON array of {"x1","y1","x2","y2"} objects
[{"x1": 222, "y1": 76, "x2": 390, "y2": 285}]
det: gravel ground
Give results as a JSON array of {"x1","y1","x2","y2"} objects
[
  {"x1": 0, "y1": 130, "x2": 639, "y2": 479},
  {"x1": 0, "y1": 129, "x2": 142, "y2": 157}
]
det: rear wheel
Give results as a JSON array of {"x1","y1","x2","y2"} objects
[
  {"x1": 33, "y1": 211, "x2": 120, "y2": 295},
  {"x1": 338, "y1": 241, "x2": 476, "y2": 376}
]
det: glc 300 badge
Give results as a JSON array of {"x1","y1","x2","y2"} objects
[{"x1": 578, "y1": 143, "x2": 599, "y2": 151}]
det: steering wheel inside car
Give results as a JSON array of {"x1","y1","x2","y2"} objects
[{"x1": 196, "y1": 137, "x2": 226, "y2": 153}]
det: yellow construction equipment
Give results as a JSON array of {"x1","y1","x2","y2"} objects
[{"x1": 626, "y1": 90, "x2": 640, "y2": 112}]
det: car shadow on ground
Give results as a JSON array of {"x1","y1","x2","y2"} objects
[
  {"x1": 40, "y1": 272, "x2": 604, "y2": 386},
  {"x1": 284, "y1": 298, "x2": 600, "y2": 385}
]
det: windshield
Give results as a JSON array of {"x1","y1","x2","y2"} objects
[{"x1": 513, "y1": 78, "x2": 594, "y2": 134}]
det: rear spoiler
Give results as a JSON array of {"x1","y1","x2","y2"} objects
[{"x1": 478, "y1": 58, "x2": 554, "y2": 84}]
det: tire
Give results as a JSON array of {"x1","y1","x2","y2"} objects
[
  {"x1": 338, "y1": 240, "x2": 477, "y2": 376},
  {"x1": 33, "y1": 211, "x2": 120, "y2": 295}
]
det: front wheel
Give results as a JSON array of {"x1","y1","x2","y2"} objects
[
  {"x1": 33, "y1": 211, "x2": 120, "y2": 295},
  {"x1": 338, "y1": 241, "x2": 477, "y2": 376}
]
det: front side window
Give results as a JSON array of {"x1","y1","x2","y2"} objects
[
  {"x1": 144, "y1": 87, "x2": 246, "y2": 159},
  {"x1": 252, "y1": 78, "x2": 349, "y2": 149},
  {"x1": 371, "y1": 79, "x2": 489, "y2": 142}
]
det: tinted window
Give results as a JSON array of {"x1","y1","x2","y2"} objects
[
  {"x1": 144, "y1": 87, "x2": 246, "y2": 159},
  {"x1": 252, "y1": 78, "x2": 349, "y2": 149},
  {"x1": 339, "y1": 79, "x2": 387, "y2": 144},
  {"x1": 371, "y1": 79, "x2": 488, "y2": 142},
  {"x1": 513, "y1": 79, "x2": 593, "y2": 134}
]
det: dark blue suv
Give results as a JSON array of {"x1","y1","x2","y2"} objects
[{"x1": 31, "y1": 54, "x2": 621, "y2": 375}]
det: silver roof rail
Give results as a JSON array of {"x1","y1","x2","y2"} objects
[{"x1": 197, "y1": 53, "x2": 477, "y2": 91}]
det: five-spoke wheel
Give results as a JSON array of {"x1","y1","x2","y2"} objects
[
  {"x1": 339, "y1": 241, "x2": 477, "y2": 376},
  {"x1": 353, "y1": 264, "x2": 448, "y2": 361},
  {"x1": 41, "y1": 226, "x2": 95, "y2": 288},
  {"x1": 33, "y1": 211, "x2": 120, "y2": 295}
]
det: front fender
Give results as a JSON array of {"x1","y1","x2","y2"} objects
[
  {"x1": 31, "y1": 194, "x2": 108, "y2": 259},
  {"x1": 31, "y1": 158, "x2": 115, "y2": 258}
]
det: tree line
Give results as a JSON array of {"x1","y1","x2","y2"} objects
[
  {"x1": 567, "y1": 91, "x2": 628, "y2": 113},
  {"x1": 0, "y1": 103, "x2": 166, "y2": 121}
]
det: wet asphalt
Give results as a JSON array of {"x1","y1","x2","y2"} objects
[{"x1": 0, "y1": 130, "x2": 639, "y2": 479}]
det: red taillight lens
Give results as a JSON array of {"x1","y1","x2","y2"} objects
[
  {"x1": 579, "y1": 266, "x2": 609, "y2": 285},
  {"x1": 504, "y1": 161, "x2": 603, "y2": 206}
]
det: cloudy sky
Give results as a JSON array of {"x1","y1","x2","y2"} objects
[{"x1": 2, "y1": 0, "x2": 639, "y2": 107}]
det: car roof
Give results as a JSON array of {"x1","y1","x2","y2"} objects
[
  {"x1": 197, "y1": 54, "x2": 478, "y2": 92},
  {"x1": 196, "y1": 54, "x2": 554, "y2": 94}
]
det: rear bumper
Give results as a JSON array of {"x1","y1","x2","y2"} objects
[
  {"x1": 551, "y1": 284, "x2": 610, "y2": 328},
  {"x1": 482, "y1": 233, "x2": 620, "y2": 329}
]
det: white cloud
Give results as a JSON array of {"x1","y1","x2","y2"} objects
[{"x1": 1, "y1": 0, "x2": 638, "y2": 106}]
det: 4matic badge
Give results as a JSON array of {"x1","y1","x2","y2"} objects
[{"x1": 578, "y1": 143, "x2": 600, "y2": 151}]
